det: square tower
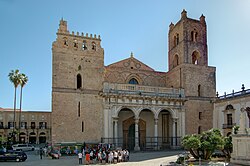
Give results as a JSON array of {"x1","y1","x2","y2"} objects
[
  {"x1": 51, "y1": 19, "x2": 104, "y2": 144},
  {"x1": 167, "y1": 10, "x2": 216, "y2": 134}
]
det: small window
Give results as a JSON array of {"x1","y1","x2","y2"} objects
[
  {"x1": 39, "y1": 122, "x2": 47, "y2": 129},
  {"x1": 227, "y1": 114, "x2": 233, "y2": 125},
  {"x1": 82, "y1": 41, "x2": 87, "y2": 50},
  {"x1": 199, "y1": 112, "x2": 202, "y2": 120},
  {"x1": 92, "y1": 42, "x2": 96, "y2": 50},
  {"x1": 73, "y1": 39, "x2": 78, "y2": 48},
  {"x1": 198, "y1": 84, "x2": 201, "y2": 97},
  {"x1": 176, "y1": 34, "x2": 179, "y2": 45},
  {"x1": 78, "y1": 102, "x2": 80, "y2": 117},
  {"x1": 31, "y1": 122, "x2": 36, "y2": 129},
  {"x1": 77, "y1": 74, "x2": 82, "y2": 89},
  {"x1": 198, "y1": 126, "x2": 201, "y2": 134},
  {"x1": 63, "y1": 37, "x2": 68, "y2": 46},
  {"x1": 82, "y1": 121, "x2": 84, "y2": 132},
  {"x1": 20, "y1": 122, "x2": 27, "y2": 129},
  {"x1": 174, "y1": 54, "x2": 179, "y2": 67},
  {"x1": 129, "y1": 78, "x2": 138, "y2": 84}
]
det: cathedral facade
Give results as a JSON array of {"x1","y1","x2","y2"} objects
[{"x1": 51, "y1": 10, "x2": 216, "y2": 150}]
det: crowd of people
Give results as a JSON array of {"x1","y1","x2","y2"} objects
[{"x1": 78, "y1": 145, "x2": 130, "y2": 165}]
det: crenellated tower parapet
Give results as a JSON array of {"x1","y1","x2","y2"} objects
[{"x1": 53, "y1": 18, "x2": 103, "y2": 54}]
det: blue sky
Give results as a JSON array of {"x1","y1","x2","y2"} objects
[{"x1": 1, "y1": 0, "x2": 250, "y2": 111}]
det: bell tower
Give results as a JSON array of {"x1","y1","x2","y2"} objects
[
  {"x1": 167, "y1": 10, "x2": 216, "y2": 135},
  {"x1": 168, "y1": 9, "x2": 208, "y2": 70},
  {"x1": 51, "y1": 19, "x2": 104, "y2": 144}
]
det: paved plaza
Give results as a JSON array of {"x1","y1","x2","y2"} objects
[{"x1": 0, "y1": 150, "x2": 181, "y2": 166}]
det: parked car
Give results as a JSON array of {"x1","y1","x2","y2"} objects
[
  {"x1": 0, "y1": 151, "x2": 27, "y2": 162},
  {"x1": 49, "y1": 150, "x2": 61, "y2": 159},
  {"x1": 12, "y1": 144, "x2": 35, "y2": 151}
]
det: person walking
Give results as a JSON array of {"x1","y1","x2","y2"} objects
[
  {"x1": 39, "y1": 148, "x2": 43, "y2": 159},
  {"x1": 78, "y1": 152, "x2": 83, "y2": 165}
]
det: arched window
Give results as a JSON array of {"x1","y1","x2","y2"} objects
[
  {"x1": 226, "y1": 104, "x2": 234, "y2": 110},
  {"x1": 174, "y1": 36, "x2": 176, "y2": 47},
  {"x1": 198, "y1": 84, "x2": 201, "y2": 96},
  {"x1": 63, "y1": 37, "x2": 68, "y2": 46},
  {"x1": 82, "y1": 41, "x2": 87, "y2": 50},
  {"x1": 173, "y1": 33, "x2": 179, "y2": 47},
  {"x1": 73, "y1": 39, "x2": 78, "y2": 48},
  {"x1": 92, "y1": 42, "x2": 96, "y2": 51},
  {"x1": 129, "y1": 78, "x2": 138, "y2": 84},
  {"x1": 77, "y1": 74, "x2": 82, "y2": 89},
  {"x1": 176, "y1": 33, "x2": 179, "y2": 45},
  {"x1": 192, "y1": 51, "x2": 199, "y2": 64},
  {"x1": 191, "y1": 30, "x2": 198, "y2": 42},
  {"x1": 174, "y1": 54, "x2": 179, "y2": 67}
]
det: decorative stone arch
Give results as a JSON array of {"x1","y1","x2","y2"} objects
[
  {"x1": 191, "y1": 50, "x2": 200, "y2": 65},
  {"x1": 126, "y1": 74, "x2": 142, "y2": 85},
  {"x1": 138, "y1": 107, "x2": 157, "y2": 118},
  {"x1": 155, "y1": 107, "x2": 177, "y2": 119},
  {"x1": 114, "y1": 106, "x2": 137, "y2": 118},
  {"x1": 225, "y1": 104, "x2": 234, "y2": 110}
]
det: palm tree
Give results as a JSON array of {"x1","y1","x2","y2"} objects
[
  {"x1": 8, "y1": 69, "x2": 21, "y2": 143},
  {"x1": 18, "y1": 73, "x2": 28, "y2": 142}
]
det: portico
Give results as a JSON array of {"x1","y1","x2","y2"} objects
[{"x1": 101, "y1": 82, "x2": 186, "y2": 151}]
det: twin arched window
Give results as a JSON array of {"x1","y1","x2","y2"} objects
[
  {"x1": 191, "y1": 30, "x2": 198, "y2": 42},
  {"x1": 174, "y1": 33, "x2": 179, "y2": 47}
]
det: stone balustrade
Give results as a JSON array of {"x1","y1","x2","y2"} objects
[{"x1": 103, "y1": 82, "x2": 185, "y2": 98}]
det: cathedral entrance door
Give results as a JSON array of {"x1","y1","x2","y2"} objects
[
  {"x1": 123, "y1": 117, "x2": 146, "y2": 151},
  {"x1": 128, "y1": 124, "x2": 135, "y2": 150}
]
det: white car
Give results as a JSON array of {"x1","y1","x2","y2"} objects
[{"x1": 12, "y1": 144, "x2": 35, "y2": 151}]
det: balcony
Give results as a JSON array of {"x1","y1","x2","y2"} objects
[
  {"x1": 222, "y1": 123, "x2": 236, "y2": 129},
  {"x1": 103, "y1": 82, "x2": 185, "y2": 99}
]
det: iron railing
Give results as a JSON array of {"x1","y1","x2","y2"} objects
[{"x1": 101, "y1": 136, "x2": 182, "y2": 151}]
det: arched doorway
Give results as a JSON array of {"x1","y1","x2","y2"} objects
[
  {"x1": 19, "y1": 132, "x2": 26, "y2": 143},
  {"x1": 158, "y1": 109, "x2": 172, "y2": 148},
  {"x1": 29, "y1": 132, "x2": 36, "y2": 144},
  {"x1": 39, "y1": 132, "x2": 46, "y2": 144},
  {"x1": 123, "y1": 117, "x2": 146, "y2": 151}
]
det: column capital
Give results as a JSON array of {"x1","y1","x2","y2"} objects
[
  {"x1": 154, "y1": 118, "x2": 159, "y2": 125},
  {"x1": 113, "y1": 117, "x2": 119, "y2": 122},
  {"x1": 134, "y1": 118, "x2": 140, "y2": 124},
  {"x1": 172, "y1": 117, "x2": 178, "y2": 123}
]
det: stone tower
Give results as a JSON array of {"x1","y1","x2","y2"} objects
[
  {"x1": 167, "y1": 10, "x2": 216, "y2": 134},
  {"x1": 51, "y1": 19, "x2": 104, "y2": 144}
]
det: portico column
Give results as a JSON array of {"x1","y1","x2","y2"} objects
[
  {"x1": 172, "y1": 118, "x2": 177, "y2": 147},
  {"x1": 113, "y1": 118, "x2": 118, "y2": 147},
  {"x1": 154, "y1": 118, "x2": 158, "y2": 149},
  {"x1": 134, "y1": 118, "x2": 140, "y2": 151}
]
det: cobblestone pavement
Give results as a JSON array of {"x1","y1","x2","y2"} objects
[{"x1": 0, "y1": 150, "x2": 182, "y2": 166}]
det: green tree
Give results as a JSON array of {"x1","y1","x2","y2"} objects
[
  {"x1": 181, "y1": 129, "x2": 226, "y2": 160},
  {"x1": 222, "y1": 136, "x2": 232, "y2": 159},
  {"x1": 18, "y1": 73, "x2": 28, "y2": 141},
  {"x1": 8, "y1": 69, "x2": 21, "y2": 142}
]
